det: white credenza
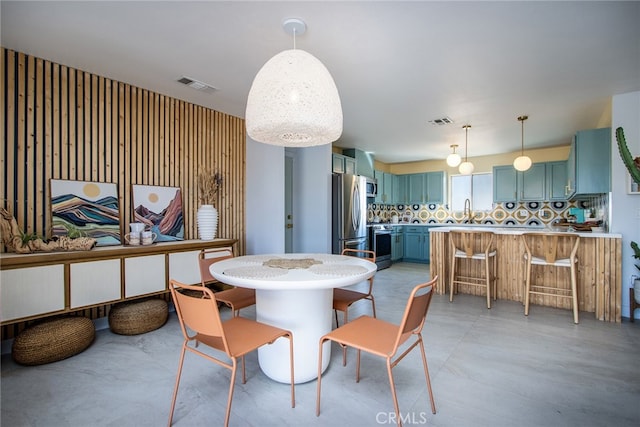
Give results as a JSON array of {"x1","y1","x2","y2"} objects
[{"x1": 0, "y1": 239, "x2": 237, "y2": 325}]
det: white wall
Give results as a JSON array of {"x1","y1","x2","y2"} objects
[
  {"x1": 611, "y1": 90, "x2": 640, "y2": 320},
  {"x1": 291, "y1": 145, "x2": 332, "y2": 253},
  {"x1": 245, "y1": 137, "x2": 285, "y2": 254},
  {"x1": 246, "y1": 138, "x2": 332, "y2": 255}
]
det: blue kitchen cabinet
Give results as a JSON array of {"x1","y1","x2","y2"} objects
[
  {"x1": 407, "y1": 174, "x2": 424, "y2": 204},
  {"x1": 393, "y1": 174, "x2": 407, "y2": 204},
  {"x1": 427, "y1": 172, "x2": 445, "y2": 204},
  {"x1": 494, "y1": 163, "x2": 558, "y2": 202},
  {"x1": 403, "y1": 226, "x2": 429, "y2": 263},
  {"x1": 493, "y1": 166, "x2": 517, "y2": 202},
  {"x1": 565, "y1": 127, "x2": 611, "y2": 198},
  {"x1": 519, "y1": 163, "x2": 546, "y2": 201},
  {"x1": 342, "y1": 148, "x2": 374, "y2": 179},
  {"x1": 332, "y1": 153, "x2": 356, "y2": 175},
  {"x1": 391, "y1": 227, "x2": 404, "y2": 262},
  {"x1": 383, "y1": 172, "x2": 393, "y2": 204},
  {"x1": 547, "y1": 161, "x2": 567, "y2": 201},
  {"x1": 407, "y1": 172, "x2": 445, "y2": 204},
  {"x1": 374, "y1": 170, "x2": 396, "y2": 205}
]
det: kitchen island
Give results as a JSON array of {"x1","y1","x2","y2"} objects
[{"x1": 429, "y1": 226, "x2": 622, "y2": 322}]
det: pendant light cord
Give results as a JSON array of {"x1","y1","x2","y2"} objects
[
  {"x1": 293, "y1": 27, "x2": 297, "y2": 50},
  {"x1": 518, "y1": 115, "x2": 528, "y2": 156},
  {"x1": 521, "y1": 118, "x2": 524, "y2": 156},
  {"x1": 463, "y1": 125, "x2": 470, "y2": 162},
  {"x1": 465, "y1": 127, "x2": 468, "y2": 161}
]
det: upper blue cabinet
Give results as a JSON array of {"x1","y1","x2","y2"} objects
[
  {"x1": 565, "y1": 127, "x2": 611, "y2": 199},
  {"x1": 332, "y1": 153, "x2": 356, "y2": 175},
  {"x1": 342, "y1": 148, "x2": 375, "y2": 179},
  {"x1": 407, "y1": 172, "x2": 445, "y2": 204},
  {"x1": 546, "y1": 161, "x2": 567, "y2": 201},
  {"x1": 493, "y1": 162, "x2": 566, "y2": 202}
]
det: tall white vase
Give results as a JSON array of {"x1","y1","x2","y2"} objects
[
  {"x1": 634, "y1": 279, "x2": 640, "y2": 304},
  {"x1": 197, "y1": 205, "x2": 218, "y2": 241}
]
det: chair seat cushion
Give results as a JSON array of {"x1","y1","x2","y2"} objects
[
  {"x1": 215, "y1": 287, "x2": 256, "y2": 310},
  {"x1": 109, "y1": 299, "x2": 168, "y2": 335},
  {"x1": 12, "y1": 317, "x2": 95, "y2": 365},
  {"x1": 454, "y1": 249, "x2": 497, "y2": 259},
  {"x1": 333, "y1": 288, "x2": 368, "y2": 310},
  {"x1": 526, "y1": 254, "x2": 575, "y2": 267}
]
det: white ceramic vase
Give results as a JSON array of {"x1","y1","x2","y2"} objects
[
  {"x1": 197, "y1": 204, "x2": 218, "y2": 241},
  {"x1": 634, "y1": 279, "x2": 640, "y2": 304}
]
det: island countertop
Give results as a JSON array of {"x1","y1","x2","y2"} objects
[
  {"x1": 428, "y1": 225, "x2": 621, "y2": 239},
  {"x1": 429, "y1": 229, "x2": 621, "y2": 322}
]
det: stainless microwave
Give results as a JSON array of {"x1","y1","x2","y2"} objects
[{"x1": 365, "y1": 177, "x2": 377, "y2": 198}]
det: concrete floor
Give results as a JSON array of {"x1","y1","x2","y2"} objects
[{"x1": 2, "y1": 262, "x2": 640, "y2": 427}]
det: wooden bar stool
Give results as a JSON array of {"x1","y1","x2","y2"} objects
[
  {"x1": 521, "y1": 232, "x2": 580, "y2": 323},
  {"x1": 449, "y1": 230, "x2": 497, "y2": 309}
]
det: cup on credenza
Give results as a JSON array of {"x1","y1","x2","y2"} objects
[
  {"x1": 130, "y1": 222, "x2": 146, "y2": 233},
  {"x1": 141, "y1": 231, "x2": 157, "y2": 245},
  {"x1": 124, "y1": 232, "x2": 141, "y2": 246}
]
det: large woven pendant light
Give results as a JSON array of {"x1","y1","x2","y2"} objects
[
  {"x1": 513, "y1": 115, "x2": 532, "y2": 171},
  {"x1": 245, "y1": 18, "x2": 343, "y2": 147}
]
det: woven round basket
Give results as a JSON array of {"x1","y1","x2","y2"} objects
[
  {"x1": 108, "y1": 299, "x2": 168, "y2": 335},
  {"x1": 12, "y1": 317, "x2": 95, "y2": 366}
]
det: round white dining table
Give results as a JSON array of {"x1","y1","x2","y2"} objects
[{"x1": 209, "y1": 253, "x2": 377, "y2": 384}]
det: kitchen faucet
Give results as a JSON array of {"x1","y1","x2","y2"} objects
[{"x1": 463, "y1": 198, "x2": 474, "y2": 224}]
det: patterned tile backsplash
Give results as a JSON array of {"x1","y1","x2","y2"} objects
[{"x1": 368, "y1": 194, "x2": 609, "y2": 228}]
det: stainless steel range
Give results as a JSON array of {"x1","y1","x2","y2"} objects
[{"x1": 369, "y1": 224, "x2": 392, "y2": 270}]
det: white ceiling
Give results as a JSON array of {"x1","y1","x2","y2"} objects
[{"x1": 2, "y1": 1, "x2": 639, "y2": 164}]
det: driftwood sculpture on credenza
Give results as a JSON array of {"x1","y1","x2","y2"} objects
[{"x1": 0, "y1": 207, "x2": 96, "y2": 253}]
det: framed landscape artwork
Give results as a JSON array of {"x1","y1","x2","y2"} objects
[
  {"x1": 50, "y1": 179, "x2": 122, "y2": 246},
  {"x1": 132, "y1": 185, "x2": 184, "y2": 242}
]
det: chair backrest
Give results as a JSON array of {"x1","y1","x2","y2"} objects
[
  {"x1": 449, "y1": 230, "x2": 494, "y2": 257},
  {"x1": 341, "y1": 248, "x2": 376, "y2": 263},
  {"x1": 521, "y1": 232, "x2": 580, "y2": 264},
  {"x1": 198, "y1": 247, "x2": 235, "y2": 285},
  {"x1": 394, "y1": 276, "x2": 438, "y2": 352},
  {"x1": 169, "y1": 279, "x2": 230, "y2": 353},
  {"x1": 341, "y1": 248, "x2": 377, "y2": 292}
]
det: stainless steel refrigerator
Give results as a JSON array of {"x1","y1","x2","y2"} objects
[{"x1": 332, "y1": 173, "x2": 368, "y2": 254}]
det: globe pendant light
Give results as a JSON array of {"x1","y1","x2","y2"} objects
[
  {"x1": 446, "y1": 144, "x2": 462, "y2": 167},
  {"x1": 245, "y1": 18, "x2": 343, "y2": 147},
  {"x1": 513, "y1": 115, "x2": 532, "y2": 171},
  {"x1": 459, "y1": 125, "x2": 474, "y2": 175}
]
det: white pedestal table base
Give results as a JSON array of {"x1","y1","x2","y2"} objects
[{"x1": 256, "y1": 288, "x2": 332, "y2": 384}]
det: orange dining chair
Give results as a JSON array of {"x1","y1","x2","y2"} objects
[
  {"x1": 317, "y1": 276, "x2": 438, "y2": 427},
  {"x1": 167, "y1": 280, "x2": 295, "y2": 427},
  {"x1": 333, "y1": 248, "x2": 377, "y2": 365},
  {"x1": 198, "y1": 247, "x2": 256, "y2": 316}
]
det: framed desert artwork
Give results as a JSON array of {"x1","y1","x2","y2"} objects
[
  {"x1": 132, "y1": 185, "x2": 184, "y2": 241},
  {"x1": 50, "y1": 179, "x2": 121, "y2": 246}
]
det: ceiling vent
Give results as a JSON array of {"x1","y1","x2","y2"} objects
[
  {"x1": 428, "y1": 116, "x2": 454, "y2": 126},
  {"x1": 177, "y1": 76, "x2": 217, "y2": 93}
]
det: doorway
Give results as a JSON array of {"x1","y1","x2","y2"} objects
[{"x1": 285, "y1": 152, "x2": 294, "y2": 253}]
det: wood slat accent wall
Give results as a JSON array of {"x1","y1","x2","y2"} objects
[
  {"x1": 1, "y1": 48, "x2": 245, "y2": 254},
  {"x1": 430, "y1": 231, "x2": 622, "y2": 322}
]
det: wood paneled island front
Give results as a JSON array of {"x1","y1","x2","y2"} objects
[{"x1": 429, "y1": 227, "x2": 622, "y2": 322}]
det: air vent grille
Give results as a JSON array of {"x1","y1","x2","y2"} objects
[
  {"x1": 428, "y1": 116, "x2": 454, "y2": 126},
  {"x1": 177, "y1": 76, "x2": 217, "y2": 93}
]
